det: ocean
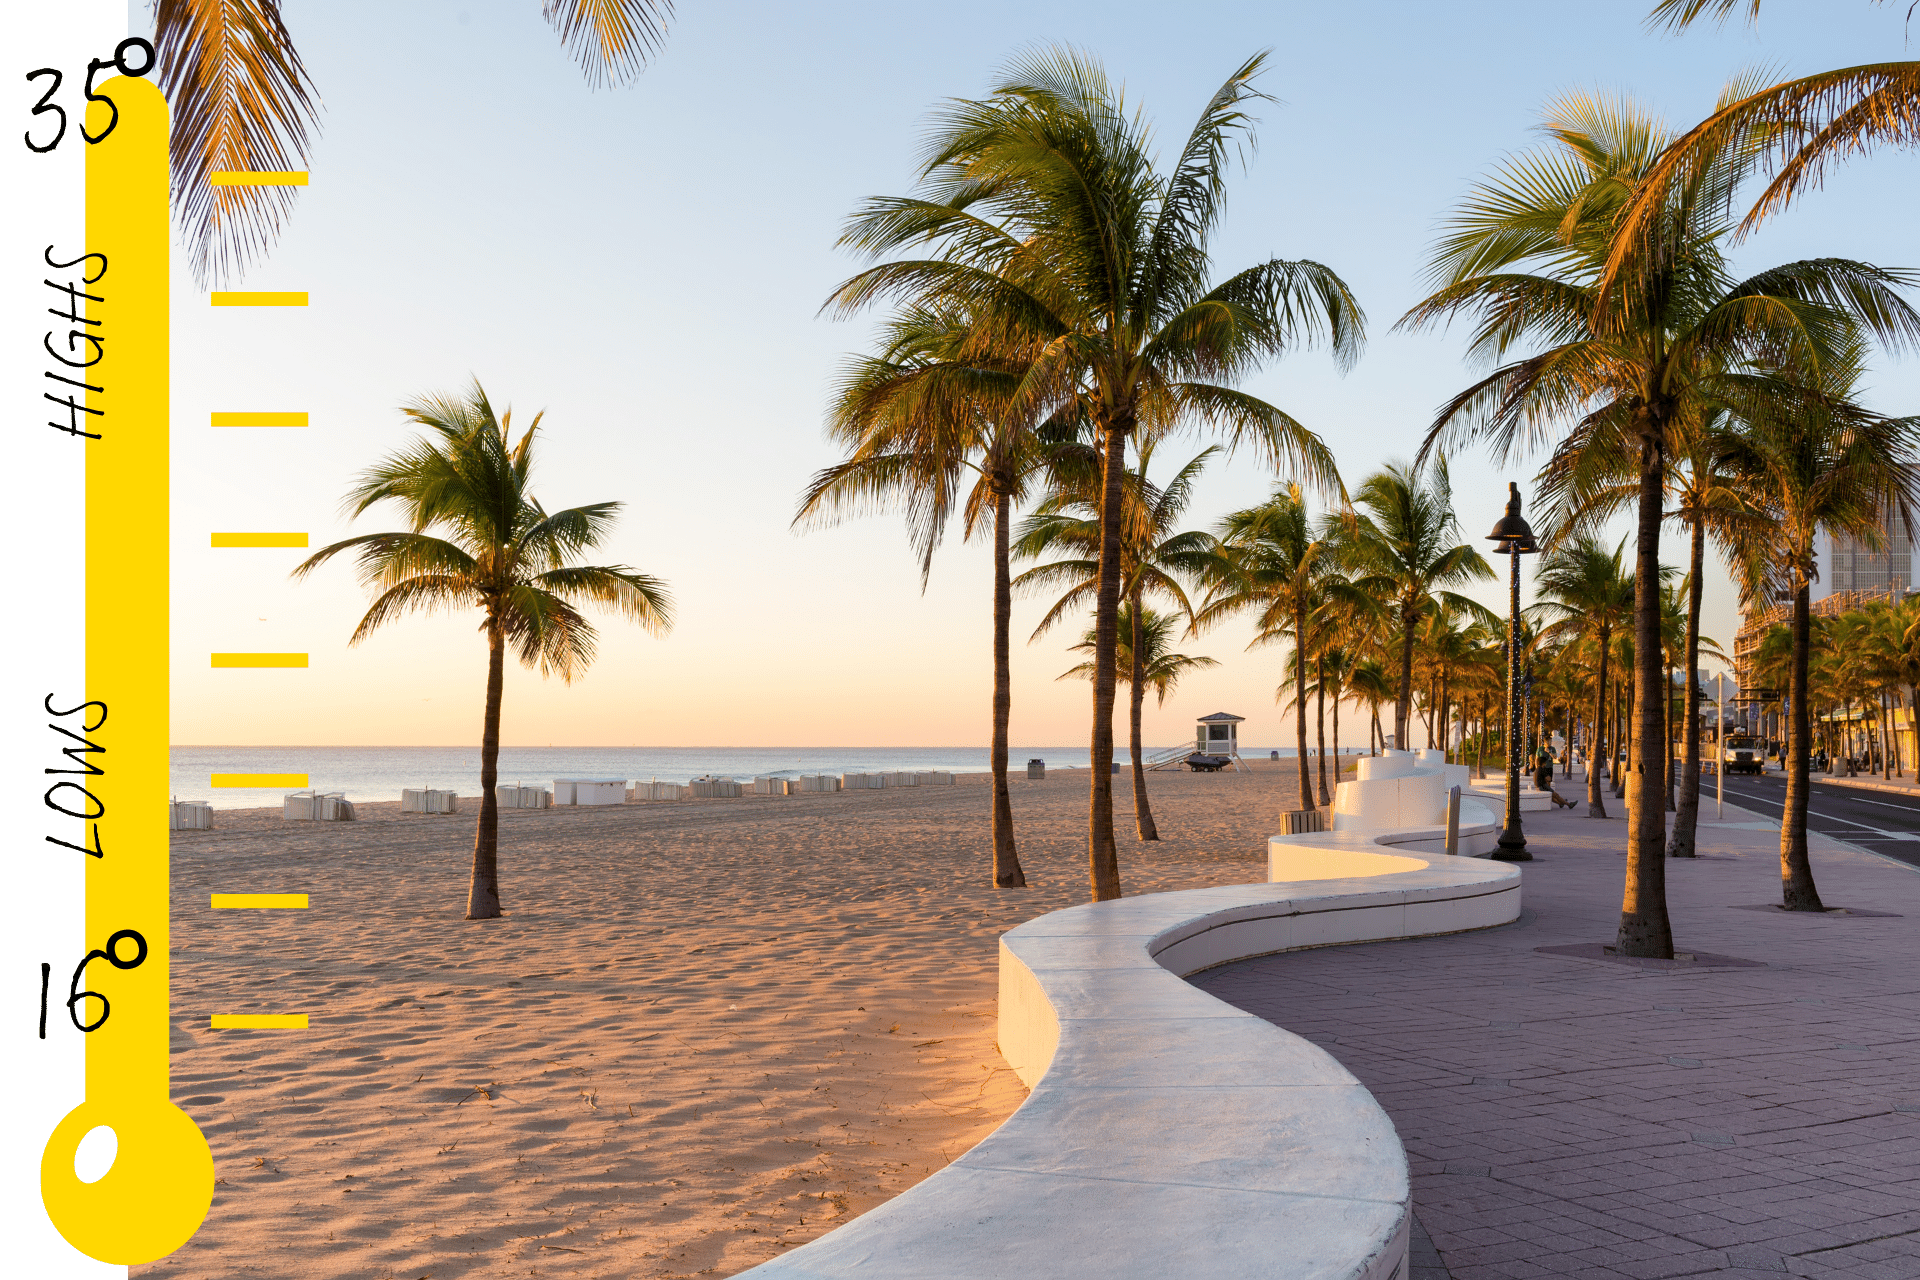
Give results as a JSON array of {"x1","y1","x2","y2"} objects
[{"x1": 168, "y1": 744, "x2": 1361, "y2": 805}]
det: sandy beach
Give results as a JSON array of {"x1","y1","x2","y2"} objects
[{"x1": 142, "y1": 759, "x2": 1319, "y2": 1279}]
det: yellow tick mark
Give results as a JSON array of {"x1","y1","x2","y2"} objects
[
  {"x1": 210, "y1": 171, "x2": 309, "y2": 186},
  {"x1": 211, "y1": 532, "x2": 309, "y2": 548},
  {"x1": 211, "y1": 653, "x2": 308, "y2": 668},
  {"x1": 211, "y1": 412, "x2": 308, "y2": 427},
  {"x1": 211, "y1": 1015, "x2": 309, "y2": 1030},
  {"x1": 211, "y1": 894, "x2": 310, "y2": 909},
  {"x1": 210, "y1": 292, "x2": 307, "y2": 307},
  {"x1": 211, "y1": 773, "x2": 309, "y2": 788}
]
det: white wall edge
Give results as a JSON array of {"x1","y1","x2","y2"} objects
[{"x1": 737, "y1": 850, "x2": 1520, "y2": 1280}]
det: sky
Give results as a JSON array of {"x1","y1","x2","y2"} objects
[{"x1": 158, "y1": 0, "x2": 1920, "y2": 750}]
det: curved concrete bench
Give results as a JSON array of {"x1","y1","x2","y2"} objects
[
  {"x1": 1271, "y1": 796, "x2": 1501, "y2": 878},
  {"x1": 738, "y1": 851, "x2": 1521, "y2": 1280}
]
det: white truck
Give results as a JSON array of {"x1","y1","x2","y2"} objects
[{"x1": 1721, "y1": 734, "x2": 1765, "y2": 775}]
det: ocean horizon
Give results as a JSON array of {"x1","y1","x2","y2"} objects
[{"x1": 169, "y1": 744, "x2": 1367, "y2": 805}]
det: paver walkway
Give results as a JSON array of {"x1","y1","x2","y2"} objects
[{"x1": 1191, "y1": 800, "x2": 1920, "y2": 1280}]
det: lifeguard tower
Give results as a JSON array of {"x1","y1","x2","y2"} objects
[{"x1": 1195, "y1": 712, "x2": 1245, "y2": 769}]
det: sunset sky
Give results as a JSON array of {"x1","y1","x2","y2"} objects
[{"x1": 162, "y1": 0, "x2": 1920, "y2": 749}]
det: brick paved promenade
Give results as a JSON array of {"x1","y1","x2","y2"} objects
[{"x1": 1192, "y1": 797, "x2": 1920, "y2": 1280}]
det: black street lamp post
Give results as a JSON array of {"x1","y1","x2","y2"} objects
[{"x1": 1488, "y1": 482, "x2": 1538, "y2": 861}]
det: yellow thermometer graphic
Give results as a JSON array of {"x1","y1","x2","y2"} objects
[{"x1": 38, "y1": 78, "x2": 315, "y2": 1265}]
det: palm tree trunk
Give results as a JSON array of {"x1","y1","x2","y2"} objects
[
  {"x1": 1332, "y1": 683, "x2": 1342, "y2": 794},
  {"x1": 1612, "y1": 678, "x2": 1627, "y2": 799},
  {"x1": 992, "y1": 488, "x2": 1027, "y2": 887},
  {"x1": 1087, "y1": 422, "x2": 1127, "y2": 901},
  {"x1": 1665, "y1": 658, "x2": 1678, "y2": 812},
  {"x1": 1781, "y1": 577, "x2": 1826, "y2": 910},
  {"x1": 1589, "y1": 634, "x2": 1609, "y2": 819},
  {"x1": 466, "y1": 617, "x2": 507, "y2": 920},
  {"x1": 1669, "y1": 525, "x2": 1706, "y2": 858},
  {"x1": 1395, "y1": 603, "x2": 1416, "y2": 750},
  {"x1": 1296, "y1": 601, "x2": 1314, "y2": 810},
  {"x1": 1475, "y1": 695, "x2": 1485, "y2": 779},
  {"x1": 1316, "y1": 652, "x2": 1330, "y2": 805},
  {"x1": 1617, "y1": 439, "x2": 1674, "y2": 958},
  {"x1": 1130, "y1": 589, "x2": 1159, "y2": 842}
]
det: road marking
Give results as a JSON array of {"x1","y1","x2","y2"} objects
[
  {"x1": 1814, "y1": 791, "x2": 1920, "y2": 812},
  {"x1": 211, "y1": 412, "x2": 307, "y2": 426}
]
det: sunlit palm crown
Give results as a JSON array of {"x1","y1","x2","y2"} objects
[
  {"x1": 798, "y1": 305, "x2": 1073, "y2": 581},
  {"x1": 293, "y1": 381, "x2": 672, "y2": 682},
  {"x1": 156, "y1": 0, "x2": 672, "y2": 282},
  {"x1": 1013, "y1": 446, "x2": 1219, "y2": 638},
  {"x1": 1612, "y1": 2, "x2": 1920, "y2": 283},
  {"x1": 1401, "y1": 86, "x2": 1920, "y2": 466},
  {"x1": 1059, "y1": 603, "x2": 1219, "y2": 704},
  {"x1": 824, "y1": 46, "x2": 1363, "y2": 488}
]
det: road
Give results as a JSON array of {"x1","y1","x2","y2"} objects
[{"x1": 1711, "y1": 770, "x2": 1920, "y2": 869}]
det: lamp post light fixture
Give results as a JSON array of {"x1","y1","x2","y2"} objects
[{"x1": 1487, "y1": 482, "x2": 1538, "y2": 861}]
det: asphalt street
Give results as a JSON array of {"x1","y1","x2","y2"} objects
[{"x1": 1713, "y1": 770, "x2": 1920, "y2": 869}]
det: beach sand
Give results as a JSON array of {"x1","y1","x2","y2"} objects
[{"x1": 141, "y1": 758, "x2": 1328, "y2": 1279}]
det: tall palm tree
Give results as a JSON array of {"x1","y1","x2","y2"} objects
[
  {"x1": 1533, "y1": 537, "x2": 1637, "y2": 819},
  {"x1": 293, "y1": 382, "x2": 673, "y2": 919},
  {"x1": 1401, "y1": 86, "x2": 1918, "y2": 958},
  {"x1": 1197, "y1": 484, "x2": 1345, "y2": 812},
  {"x1": 153, "y1": 0, "x2": 674, "y2": 282},
  {"x1": 1342, "y1": 461, "x2": 1494, "y2": 751},
  {"x1": 797, "y1": 305, "x2": 1060, "y2": 889},
  {"x1": 1714, "y1": 354, "x2": 1920, "y2": 911},
  {"x1": 1016, "y1": 446, "x2": 1217, "y2": 841},
  {"x1": 1540, "y1": 412, "x2": 1763, "y2": 853},
  {"x1": 826, "y1": 48, "x2": 1363, "y2": 901}
]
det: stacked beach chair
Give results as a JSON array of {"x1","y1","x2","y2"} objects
[
  {"x1": 496, "y1": 784, "x2": 553, "y2": 809},
  {"x1": 283, "y1": 790, "x2": 354, "y2": 821},
  {"x1": 168, "y1": 800, "x2": 213, "y2": 830},
  {"x1": 552, "y1": 779, "x2": 626, "y2": 806},
  {"x1": 400, "y1": 788, "x2": 459, "y2": 814},
  {"x1": 629, "y1": 780, "x2": 688, "y2": 801},
  {"x1": 690, "y1": 776, "x2": 743, "y2": 798},
  {"x1": 796, "y1": 774, "x2": 841, "y2": 792}
]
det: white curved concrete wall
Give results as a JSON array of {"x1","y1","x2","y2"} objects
[{"x1": 737, "y1": 851, "x2": 1522, "y2": 1280}]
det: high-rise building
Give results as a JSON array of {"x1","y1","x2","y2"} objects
[{"x1": 1823, "y1": 525, "x2": 1912, "y2": 596}]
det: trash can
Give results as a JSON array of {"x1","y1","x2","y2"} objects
[
  {"x1": 1026, "y1": 758, "x2": 1045, "y2": 780},
  {"x1": 1270, "y1": 750, "x2": 1279, "y2": 761}
]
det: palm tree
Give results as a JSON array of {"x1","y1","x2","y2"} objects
[
  {"x1": 1060, "y1": 604, "x2": 1219, "y2": 712},
  {"x1": 293, "y1": 382, "x2": 673, "y2": 919},
  {"x1": 1540, "y1": 412, "x2": 1761, "y2": 854},
  {"x1": 797, "y1": 305, "x2": 1059, "y2": 889},
  {"x1": 1349, "y1": 658, "x2": 1394, "y2": 757},
  {"x1": 1198, "y1": 484, "x2": 1346, "y2": 812},
  {"x1": 1533, "y1": 537, "x2": 1637, "y2": 819},
  {"x1": 1610, "y1": 4, "x2": 1918, "y2": 292},
  {"x1": 826, "y1": 48, "x2": 1363, "y2": 901},
  {"x1": 1402, "y1": 86, "x2": 1918, "y2": 958},
  {"x1": 153, "y1": 1, "x2": 674, "y2": 283},
  {"x1": 1016, "y1": 446, "x2": 1218, "y2": 841},
  {"x1": 1342, "y1": 462, "x2": 1494, "y2": 751},
  {"x1": 1714, "y1": 354, "x2": 1920, "y2": 911}
]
